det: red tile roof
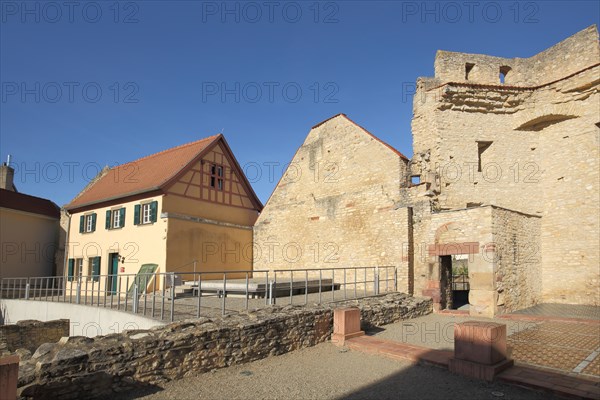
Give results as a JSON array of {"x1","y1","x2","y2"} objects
[
  {"x1": 66, "y1": 135, "x2": 221, "y2": 210},
  {"x1": 0, "y1": 189, "x2": 60, "y2": 219},
  {"x1": 311, "y1": 113, "x2": 409, "y2": 161}
]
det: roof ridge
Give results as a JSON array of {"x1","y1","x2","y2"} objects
[
  {"x1": 113, "y1": 134, "x2": 221, "y2": 169},
  {"x1": 311, "y1": 113, "x2": 409, "y2": 161},
  {"x1": 311, "y1": 113, "x2": 346, "y2": 129},
  {"x1": 0, "y1": 187, "x2": 59, "y2": 206}
]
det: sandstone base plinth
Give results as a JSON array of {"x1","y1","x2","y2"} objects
[{"x1": 331, "y1": 308, "x2": 364, "y2": 346}]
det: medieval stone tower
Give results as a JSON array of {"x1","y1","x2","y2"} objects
[{"x1": 409, "y1": 25, "x2": 599, "y2": 311}]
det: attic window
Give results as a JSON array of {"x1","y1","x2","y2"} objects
[
  {"x1": 465, "y1": 63, "x2": 475, "y2": 80},
  {"x1": 477, "y1": 141, "x2": 493, "y2": 172},
  {"x1": 411, "y1": 175, "x2": 421, "y2": 185},
  {"x1": 499, "y1": 66, "x2": 511, "y2": 84},
  {"x1": 210, "y1": 164, "x2": 224, "y2": 190}
]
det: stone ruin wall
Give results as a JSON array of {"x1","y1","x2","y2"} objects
[
  {"x1": 406, "y1": 203, "x2": 542, "y2": 317},
  {"x1": 491, "y1": 207, "x2": 542, "y2": 313},
  {"x1": 413, "y1": 205, "x2": 495, "y2": 317},
  {"x1": 433, "y1": 25, "x2": 599, "y2": 86},
  {"x1": 0, "y1": 319, "x2": 69, "y2": 355},
  {"x1": 254, "y1": 116, "x2": 413, "y2": 293},
  {"x1": 17, "y1": 294, "x2": 432, "y2": 399},
  {"x1": 410, "y1": 25, "x2": 600, "y2": 306}
]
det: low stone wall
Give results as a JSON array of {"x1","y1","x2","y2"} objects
[
  {"x1": 18, "y1": 293, "x2": 431, "y2": 399},
  {"x1": 1, "y1": 320, "x2": 69, "y2": 354}
]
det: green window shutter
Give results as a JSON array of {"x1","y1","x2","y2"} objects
[
  {"x1": 119, "y1": 208, "x2": 126, "y2": 228},
  {"x1": 92, "y1": 257, "x2": 101, "y2": 282},
  {"x1": 67, "y1": 259, "x2": 75, "y2": 281},
  {"x1": 91, "y1": 213, "x2": 97, "y2": 232},
  {"x1": 106, "y1": 210, "x2": 112, "y2": 230},
  {"x1": 134, "y1": 204, "x2": 141, "y2": 225},
  {"x1": 150, "y1": 201, "x2": 158, "y2": 223},
  {"x1": 79, "y1": 215, "x2": 84, "y2": 233}
]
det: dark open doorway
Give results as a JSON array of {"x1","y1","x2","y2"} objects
[{"x1": 439, "y1": 255, "x2": 470, "y2": 310}]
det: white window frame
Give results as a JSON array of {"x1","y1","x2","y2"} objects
[
  {"x1": 85, "y1": 215, "x2": 93, "y2": 232},
  {"x1": 142, "y1": 203, "x2": 152, "y2": 224},
  {"x1": 112, "y1": 209, "x2": 121, "y2": 229}
]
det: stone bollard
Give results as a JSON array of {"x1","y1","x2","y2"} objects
[
  {"x1": 331, "y1": 308, "x2": 364, "y2": 346},
  {"x1": 449, "y1": 321, "x2": 514, "y2": 381},
  {"x1": 0, "y1": 355, "x2": 19, "y2": 400}
]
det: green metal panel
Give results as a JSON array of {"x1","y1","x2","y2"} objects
[
  {"x1": 67, "y1": 259, "x2": 75, "y2": 281},
  {"x1": 128, "y1": 263, "x2": 159, "y2": 296}
]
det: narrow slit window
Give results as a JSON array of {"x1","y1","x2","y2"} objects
[
  {"x1": 465, "y1": 63, "x2": 475, "y2": 80},
  {"x1": 477, "y1": 141, "x2": 493, "y2": 172},
  {"x1": 499, "y1": 66, "x2": 511, "y2": 84}
]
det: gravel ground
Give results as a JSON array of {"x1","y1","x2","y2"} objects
[
  {"x1": 115, "y1": 342, "x2": 554, "y2": 400},
  {"x1": 373, "y1": 314, "x2": 539, "y2": 350}
]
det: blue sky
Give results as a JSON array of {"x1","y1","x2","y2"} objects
[{"x1": 1, "y1": 0, "x2": 598, "y2": 206}]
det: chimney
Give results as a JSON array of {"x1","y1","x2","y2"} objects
[{"x1": 0, "y1": 155, "x2": 16, "y2": 191}]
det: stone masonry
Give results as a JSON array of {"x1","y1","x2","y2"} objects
[
  {"x1": 255, "y1": 25, "x2": 600, "y2": 316},
  {"x1": 411, "y1": 25, "x2": 599, "y2": 307},
  {"x1": 17, "y1": 294, "x2": 431, "y2": 399},
  {"x1": 254, "y1": 114, "x2": 413, "y2": 292},
  {"x1": 0, "y1": 319, "x2": 69, "y2": 354}
]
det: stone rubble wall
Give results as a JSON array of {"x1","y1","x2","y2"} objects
[
  {"x1": 0, "y1": 319, "x2": 69, "y2": 354},
  {"x1": 17, "y1": 293, "x2": 432, "y2": 399}
]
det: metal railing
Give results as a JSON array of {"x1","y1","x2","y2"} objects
[
  {"x1": 0, "y1": 266, "x2": 397, "y2": 322},
  {"x1": 452, "y1": 274, "x2": 469, "y2": 291}
]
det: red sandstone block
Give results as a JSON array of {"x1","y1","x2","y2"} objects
[
  {"x1": 331, "y1": 308, "x2": 364, "y2": 346},
  {"x1": 454, "y1": 321, "x2": 507, "y2": 365},
  {"x1": 0, "y1": 355, "x2": 19, "y2": 400},
  {"x1": 426, "y1": 280, "x2": 441, "y2": 289},
  {"x1": 449, "y1": 357, "x2": 514, "y2": 382}
]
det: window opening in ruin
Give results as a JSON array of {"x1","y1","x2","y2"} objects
[
  {"x1": 499, "y1": 66, "x2": 511, "y2": 84},
  {"x1": 465, "y1": 63, "x2": 475, "y2": 80},
  {"x1": 411, "y1": 175, "x2": 421, "y2": 185},
  {"x1": 477, "y1": 141, "x2": 493, "y2": 172}
]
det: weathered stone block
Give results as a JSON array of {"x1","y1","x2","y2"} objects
[
  {"x1": 448, "y1": 357, "x2": 514, "y2": 382},
  {"x1": 453, "y1": 321, "x2": 507, "y2": 365},
  {"x1": 468, "y1": 290, "x2": 497, "y2": 318},
  {"x1": 0, "y1": 355, "x2": 19, "y2": 400},
  {"x1": 449, "y1": 321, "x2": 513, "y2": 381},
  {"x1": 331, "y1": 308, "x2": 364, "y2": 346}
]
